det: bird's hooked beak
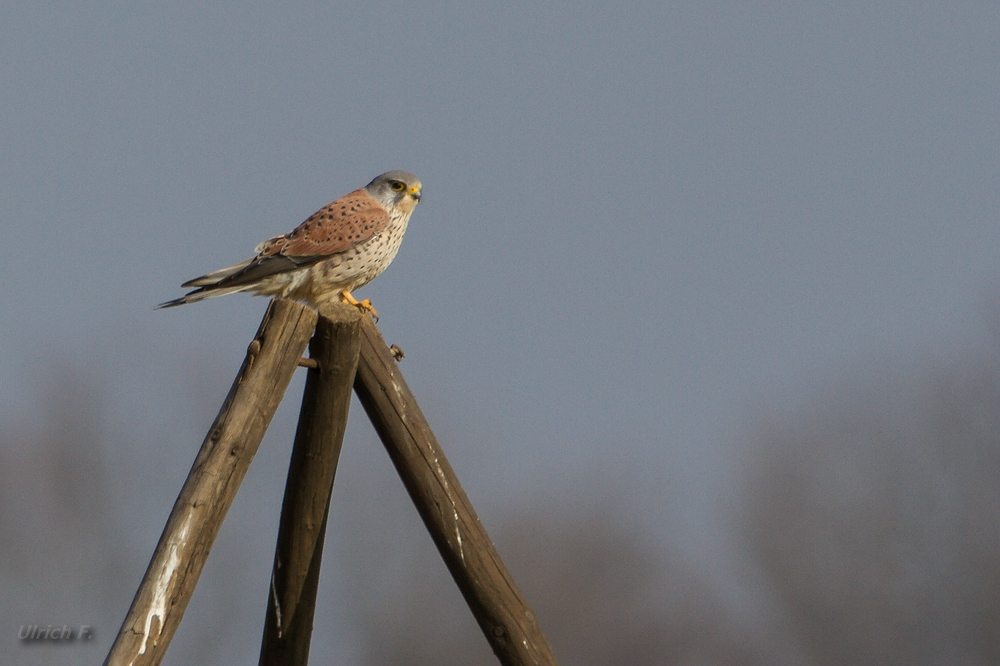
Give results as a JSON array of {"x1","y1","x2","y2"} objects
[{"x1": 409, "y1": 185, "x2": 422, "y2": 202}]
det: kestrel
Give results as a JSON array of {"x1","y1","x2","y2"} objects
[{"x1": 157, "y1": 171, "x2": 422, "y2": 316}]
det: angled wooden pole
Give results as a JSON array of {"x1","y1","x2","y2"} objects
[
  {"x1": 259, "y1": 302, "x2": 363, "y2": 666},
  {"x1": 105, "y1": 299, "x2": 318, "y2": 666},
  {"x1": 352, "y1": 318, "x2": 559, "y2": 666}
]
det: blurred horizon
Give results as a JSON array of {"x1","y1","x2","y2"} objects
[{"x1": 4, "y1": 328, "x2": 1000, "y2": 664}]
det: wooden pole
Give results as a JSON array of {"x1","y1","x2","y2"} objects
[
  {"x1": 104, "y1": 299, "x2": 318, "y2": 666},
  {"x1": 259, "y1": 302, "x2": 363, "y2": 666},
  {"x1": 352, "y1": 318, "x2": 559, "y2": 666}
]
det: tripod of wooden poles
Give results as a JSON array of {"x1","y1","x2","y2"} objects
[{"x1": 103, "y1": 299, "x2": 557, "y2": 666}]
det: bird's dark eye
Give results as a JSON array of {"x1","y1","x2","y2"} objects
[{"x1": 391, "y1": 181, "x2": 405, "y2": 191}]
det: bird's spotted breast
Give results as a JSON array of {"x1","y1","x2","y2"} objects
[{"x1": 295, "y1": 209, "x2": 410, "y2": 304}]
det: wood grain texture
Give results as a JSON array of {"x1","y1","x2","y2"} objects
[
  {"x1": 104, "y1": 299, "x2": 318, "y2": 666},
  {"x1": 259, "y1": 302, "x2": 363, "y2": 666},
  {"x1": 352, "y1": 317, "x2": 559, "y2": 666}
]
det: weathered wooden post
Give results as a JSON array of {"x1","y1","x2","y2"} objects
[
  {"x1": 106, "y1": 298, "x2": 558, "y2": 666},
  {"x1": 104, "y1": 299, "x2": 317, "y2": 666},
  {"x1": 353, "y1": 316, "x2": 558, "y2": 666},
  {"x1": 259, "y1": 302, "x2": 363, "y2": 666}
]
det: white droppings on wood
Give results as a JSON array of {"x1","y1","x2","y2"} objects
[
  {"x1": 433, "y1": 454, "x2": 465, "y2": 565},
  {"x1": 391, "y1": 379, "x2": 407, "y2": 420},
  {"x1": 130, "y1": 512, "x2": 194, "y2": 665},
  {"x1": 270, "y1": 571, "x2": 284, "y2": 639},
  {"x1": 453, "y1": 503, "x2": 465, "y2": 565}
]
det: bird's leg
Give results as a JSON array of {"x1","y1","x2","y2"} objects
[{"x1": 340, "y1": 290, "x2": 379, "y2": 320}]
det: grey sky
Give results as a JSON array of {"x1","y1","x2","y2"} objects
[{"x1": 2, "y1": 2, "x2": 999, "y2": 662}]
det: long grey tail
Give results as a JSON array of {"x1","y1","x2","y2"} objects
[
  {"x1": 157, "y1": 257, "x2": 259, "y2": 309},
  {"x1": 155, "y1": 285, "x2": 247, "y2": 309}
]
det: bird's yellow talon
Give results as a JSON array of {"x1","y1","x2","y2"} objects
[{"x1": 340, "y1": 290, "x2": 379, "y2": 320}]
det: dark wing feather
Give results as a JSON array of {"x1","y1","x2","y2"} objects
[{"x1": 203, "y1": 254, "x2": 324, "y2": 290}]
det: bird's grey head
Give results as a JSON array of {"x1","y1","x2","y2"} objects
[{"x1": 365, "y1": 171, "x2": 422, "y2": 213}]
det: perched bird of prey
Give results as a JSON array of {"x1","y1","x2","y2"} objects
[{"x1": 157, "y1": 171, "x2": 422, "y2": 316}]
